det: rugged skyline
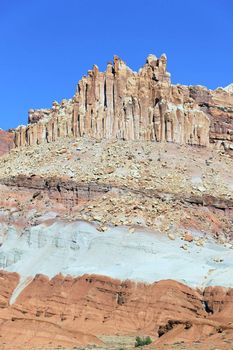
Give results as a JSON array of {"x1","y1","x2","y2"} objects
[
  {"x1": 1, "y1": 0, "x2": 232, "y2": 130},
  {"x1": 11, "y1": 54, "x2": 233, "y2": 154}
]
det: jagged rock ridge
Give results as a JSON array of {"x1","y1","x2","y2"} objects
[{"x1": 14, "y1": 54, "x2": 233, "y2": 149}]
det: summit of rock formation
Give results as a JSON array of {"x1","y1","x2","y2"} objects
[
  {"x1": 13, "y1": 54, "x2": 233, "y2": 153},
  {"x1": 0, "y1": 54, "x2": 233, "y2": 350},
  {"x1": 223, "y1": 83, "x2": 233, "y2": 93}
]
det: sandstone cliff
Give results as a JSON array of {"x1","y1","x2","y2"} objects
[
  {"x1": 1, "y1": 273, "x2": 233, "y2": 349},
  {"x1": 13, "y1": 54, "x2": 233, "y2": 150}
]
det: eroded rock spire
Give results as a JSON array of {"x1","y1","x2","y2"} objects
[{"x1": 14, "y1": 54, "x2": 233, "y2": 151}]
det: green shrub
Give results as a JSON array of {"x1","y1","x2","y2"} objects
[{"x1": 135, "y1": 336, "x2": 152, "y2": 347}]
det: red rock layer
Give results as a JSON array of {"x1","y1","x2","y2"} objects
[
  {"x1": 0, "y1": 273, "x2": 101, "y2": 349},
  {"x1": 1, "y1": 273, "x2": 233, "y2": 348},
  {"x1": 13, "y1": 275, "x2": 205, "y2": 335},
  {"x1": 0, "y1": 271, "x2": 19, "y2": 307}
]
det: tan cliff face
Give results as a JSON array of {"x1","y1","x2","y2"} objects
[
  {"x1": 189, "y1": 85, "x2": 233, "y2": 151},
  {"x1": 15, "y1": 53, "x2": 233, "y2": 150}
]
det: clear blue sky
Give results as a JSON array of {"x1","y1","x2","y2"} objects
[{"x1": 0, "y1": 0, "x2": 232, "y2": 130}]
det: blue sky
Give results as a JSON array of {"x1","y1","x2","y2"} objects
[{"x1": 0, "y1": 0, "x2": 232, "y2": 130}]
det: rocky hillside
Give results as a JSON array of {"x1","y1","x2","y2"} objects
[
  {"x1": 0, "y1": 138, "x2": 232, "y2": 349},
  {"x1": 0, "y1": 54, "x2": 232, "y2": 350}
]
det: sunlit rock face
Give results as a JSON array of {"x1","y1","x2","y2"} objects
[
  {"x1": 13, "y1": 54, "x2": 221, "y2": 149},
  {"x1": 1, "y1": 53, "x2": 233, "y2": 349},
  {"x1": 189, "y1": 85, "x2": 233, "y2": 151}
]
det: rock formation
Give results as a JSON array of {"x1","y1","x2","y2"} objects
[
  {"x1": 1, "y1": 272, "x2": 233, "y2": 349},
  {"x1": 0, "y1": 272, "x2": 101, "y2": 349},
  {"x1": 0, "y1": 130, "x2": 14, "y2": 156},
  {"x1": 15, "y1": 54, "x2": 233, "y2": 150},
  {"x1": 189, "y1": 85, "x2": 233, "y2": 151},
  {"x1": 0, "y1": 53, "x2": 233, "y2": 350}
]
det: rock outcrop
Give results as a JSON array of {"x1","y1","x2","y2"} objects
[
  {"x1": 0, "y1": 272, "x2": 101, "y2": 349},
  {"x1": 0, "y1": 174, "x2": 111, "y2": 208},
  {"x1": 0, "y1": 271, "x2": 19, "y2": 307},
  {"x1": 1, "y1": 273, "x2": 233, "y2": 349},
  {"x1": 12, "y1": 275, "x2": 205, "y2": 335},
  {"x1": 189, "y1": 85, "x2": 233, "y2": 151},
  {"x1": 1, "y1": 174, "x2": 233, "y2": 212},
  {"x1": 0, "y1": 130, "x2": 14, "y2": 156},
  {"x1": 0, "y1": 53, "x2": 233, "y2": 349},
  {"x1": 14, "y1": 54, "x2": 227, "y2": 149}
]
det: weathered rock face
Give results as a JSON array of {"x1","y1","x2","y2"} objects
[
  {"x1": 2, "y1": 173, "x2": 233, "y2": 212},
  {"x1": 203, "y1": 286, "x2": 233, "y2": 321},
  {"x1": 0, "y1": 271, "x2": 19, "y2": 307},
  {"x1": 14, "y1": 54, "x2": 219, "y2": 149},
  {"x1": 0, "y1": 130, "x2": 14, "y2": 156},
  {"x1": 189, "y1": 86, "x2": 233, "y2": 151},
  {"x1": 13, "y1": 275, "x2": 205, "y2": 335},
  {"x1": 0, "y1": 272, "x2": 101, "y2": 349},
  {"x1": 0, "y1": 174, "x2": 111, "y2": 209},
  {"x1": 1, "y1": 54, "x2": 233, "y2": 350},
  {"x1": 1, "y1": 273, "x2": 233, "y2": 349}
]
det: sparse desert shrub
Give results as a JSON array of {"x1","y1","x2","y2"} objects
[{"x1": 134, "y1": 336, "x2": 152, "y2": 347}]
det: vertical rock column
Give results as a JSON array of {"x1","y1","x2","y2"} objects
[{"x1": 13, "y1": 54, "x2": 212, "y2": 148}]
